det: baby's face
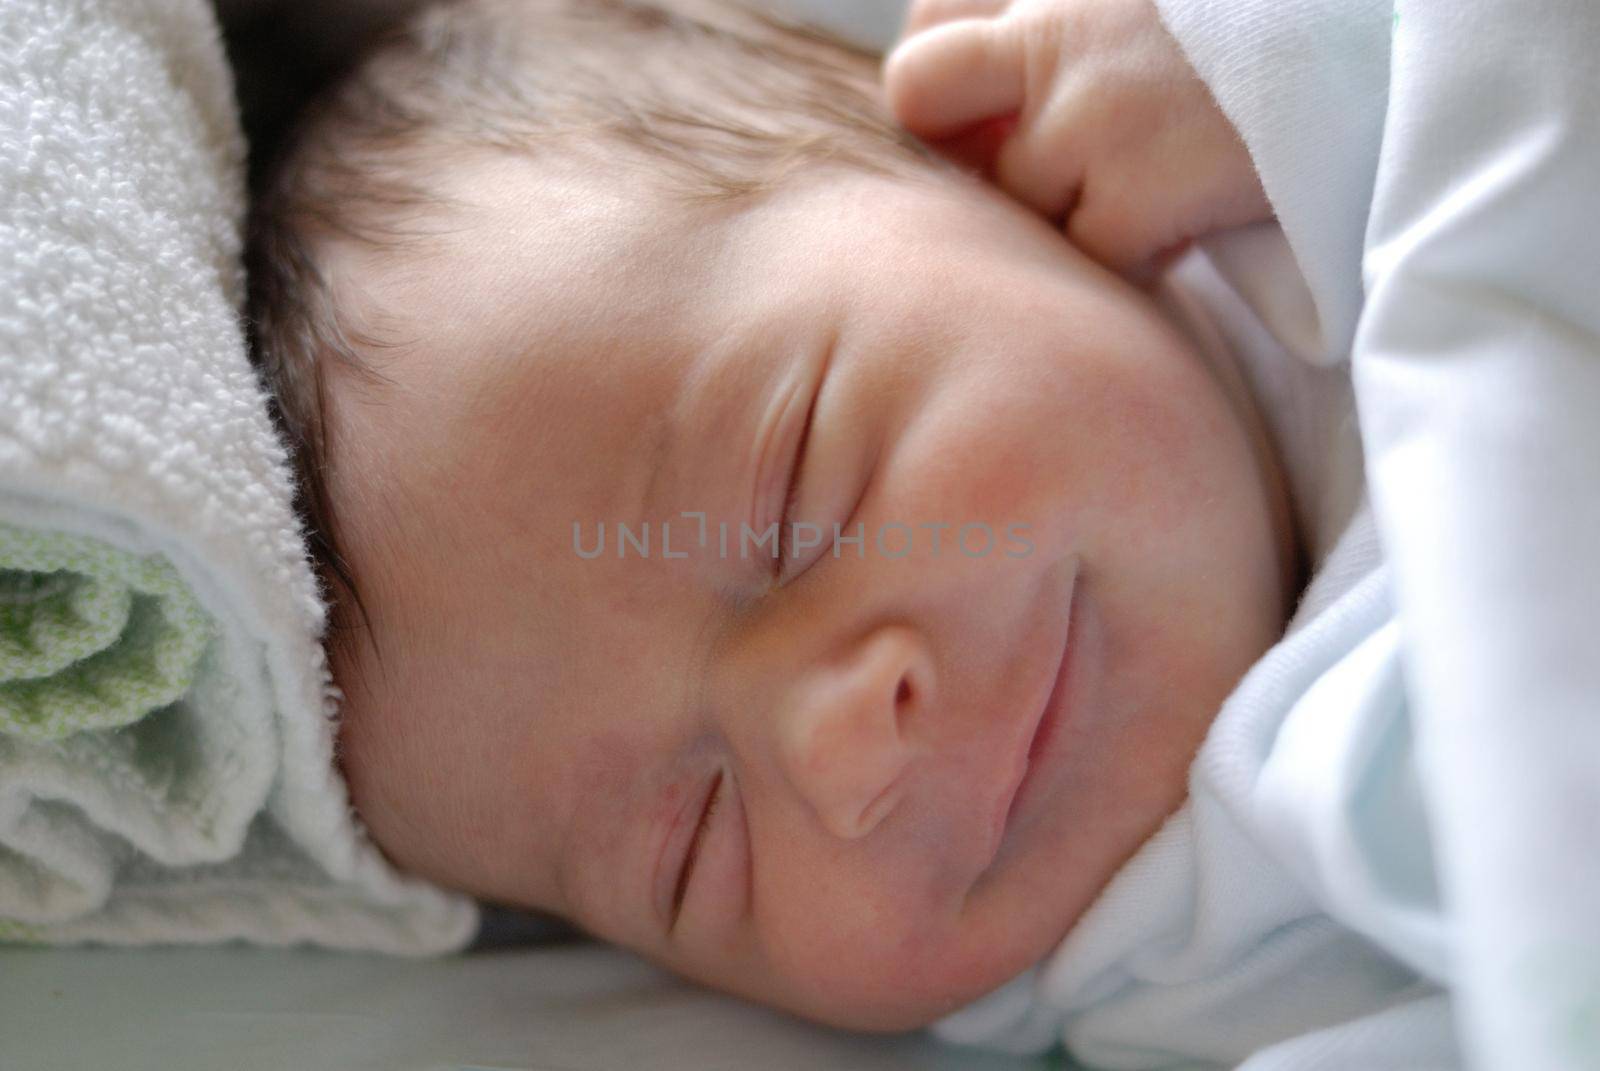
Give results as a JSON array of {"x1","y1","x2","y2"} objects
[{"x1": 326, "y1": 155, "x2": 1299, "y2": 1031}]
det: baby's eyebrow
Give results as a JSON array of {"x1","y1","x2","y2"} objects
[{"x1": 636, "y1": 409, "x2": 676, "y2": 530}]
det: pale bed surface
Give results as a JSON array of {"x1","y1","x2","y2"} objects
[
  {"x1": 3, "y1": 1, "x2": 1046, "y2": 1068},
  {"x1": 1, "y1": 943, "x2": 1051, "y2": 1071}
]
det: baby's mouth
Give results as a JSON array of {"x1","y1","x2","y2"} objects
[{"x1": 982, "y1": 571, "x2": 1078, "y2": 873}]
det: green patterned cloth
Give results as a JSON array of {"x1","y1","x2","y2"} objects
[{"x1": 0, "y1": 522, "x2": 212, "y2": 742}]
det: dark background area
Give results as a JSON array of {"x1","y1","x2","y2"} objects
[{"x1": 214, "y1": 0, "x2": 427, "y2": 186}]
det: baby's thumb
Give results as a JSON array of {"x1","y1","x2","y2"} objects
[
  {"x1": 1065, "y1": 159, "x2": 1274, "y2": 283},
  {"x1": 925, "y1": 115, "x2": 1019, "y2": 178},
  {"x1": 1064, "y1": 180, "x2": 1167, "y2": 280},
  {"x1": 883, "y1": 19, "x2": 1026, "y2": 142}
]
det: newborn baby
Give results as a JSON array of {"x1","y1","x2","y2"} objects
[
  {"x1": 247, "y1": 0, "x2": 1326, "y2": 1047},
  {"x1": 249, "y1": 0, "x2": 1600, "y2": 1063}
]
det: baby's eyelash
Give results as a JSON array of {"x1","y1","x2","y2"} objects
[
  {"x1": 672, "y1": 770, "x2": 725, "y2": 924},
  {"x1": 702, "y1": 777, "x2": 725, "y2": 827},
  {"x1": 774, "y1": 383, "x2": 819, "y2": 580},
  {"x1": 774, "y1": 467, "x2": 804, "y2": 575}
]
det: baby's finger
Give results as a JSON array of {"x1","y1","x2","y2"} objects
[
  {"x1": 902, "y1": 0, "x2": 1010, "y2": 37},
  {"x1": 883, "y1": 19, "x2": 1025, "y2": 141},
  {"x1": 1064, "y1": 173, "x2": 1170, "y2": 278},
  {"x1": 929, "y1": 115, "x2": 1018, "y2": 177},
  {"x1": 991, "y1": 105, "x2": 1087, "y2": 222}
]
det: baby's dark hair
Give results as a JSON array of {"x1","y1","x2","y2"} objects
[{"x1": 244, "y1": 0, "x2": 944, "y2": 661}]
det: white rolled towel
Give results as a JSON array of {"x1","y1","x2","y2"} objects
[{"x1": 0, "y1": 0, "x2": 477, "y2": 955}]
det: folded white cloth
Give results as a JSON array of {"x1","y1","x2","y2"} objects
[
  {"x1": 0, "y1": 0, "x2": 477, "y2": 954},
  {"x1": 1158, "y1": 1, "x2": 1600, "y2": 1065}
]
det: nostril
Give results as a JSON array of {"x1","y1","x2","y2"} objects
[{"x1": 894, "y1": 673, "x2": 916, "y2": 740}]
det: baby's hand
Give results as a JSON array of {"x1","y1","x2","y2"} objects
[{"x1": 884, "y1": 0, "x2": 1272, "y2": 280}]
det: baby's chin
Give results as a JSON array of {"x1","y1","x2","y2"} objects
[{"x1": 747, "y1": 902, "x2": 1082, "y2": 1036}]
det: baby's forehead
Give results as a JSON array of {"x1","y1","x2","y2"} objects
[
  {"x1": 323, "y1": 216, "x2": 722, "y2": 597},
  {"x1": 333, "y1": 166, "x2": 694, "y2": 391}
]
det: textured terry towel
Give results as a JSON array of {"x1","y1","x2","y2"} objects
[{"x1": 0, "y1": 0, "x2": 478, "y2": 953}]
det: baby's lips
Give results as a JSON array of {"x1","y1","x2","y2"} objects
[{"x1": 932, "y1": 114, "x2": 1018, "y2": 180}]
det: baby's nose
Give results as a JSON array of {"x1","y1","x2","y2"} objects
[{"x1": 774, "y1": 625, "x2": 933, "y2": 840}]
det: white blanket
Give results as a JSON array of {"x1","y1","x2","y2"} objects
[{"x1": 0, "y1": 0, "x2": 476, "y2": 954}]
